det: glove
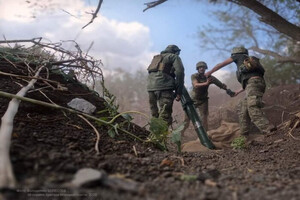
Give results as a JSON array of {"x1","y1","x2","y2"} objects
[{"x1": 226, "y1": 89, "x2": 235, "y2": 97}]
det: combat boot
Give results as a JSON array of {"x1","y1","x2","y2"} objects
[{"x1": 263, "y1": 125, "x2": 277, "y2": 134}]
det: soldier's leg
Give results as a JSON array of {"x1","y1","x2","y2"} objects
[
  {"x1": 196, "y1": 100, "x2": 209, "y2": 131},
  {"x1": 237, "y1": 98, "x2": 251, "y2": 135},
  {"x1": 158, "y1": 90, "x2": 174, "y2": 126},
  {"x1": 247, "y1": 95, "x2": 270, "y2": 133},
  {"x1": 246, "y1": 78, "x2": 273, "y2": 134},
  {"x1": 148, "y1": 91, "x2": 159, "y2": 118}
]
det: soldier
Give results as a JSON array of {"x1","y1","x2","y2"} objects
[
  {"x1": 205, "y1": 46, "x2": 276, "y2": 137},
  {"x1": 147, "y1": 44, "x2": 185, "y2": 126},
  {"x1": 182, "y1": 61, "x2": 227, "y2": 134}
]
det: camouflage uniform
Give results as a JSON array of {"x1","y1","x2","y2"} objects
[
  {"x1": 182, "y1": 61, "x2": 226, "y2": 133},
  {"x1": 183, "y1": 73, "x2": 226, "y2": 131},
  {"x1": 231, "y1": 47, "x2": 273, "y2": 135},
  {"x1": 147, "y1": 45, "x2": 185, "y2": 125}
]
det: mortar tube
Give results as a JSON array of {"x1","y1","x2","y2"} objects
[{"x1": 180, "y1": 87, "x2": 215, "y2": 149}]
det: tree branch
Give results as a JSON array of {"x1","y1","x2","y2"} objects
[
  {"x1": 82, "y1": 0, "x2": 103, "y2": 29},
  {"x1": 229, "y1": 0, "x2": 300, "y2": 41},
  {"x1": 249, "y1": 46, "x2": 300, "y2": 63},
  {"x1": 143, "y1": 0, "x2": 168, "y2": 12}
]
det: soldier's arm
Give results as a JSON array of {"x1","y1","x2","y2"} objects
[
  {"x1": 211, "y1": 76, "x2": 227, "y2": 90},
  {"x1": 192, "y1": 78, "x2": 210, "y2": 88},
  {"x1": 173, "y1": 56, "x2": 185, "y2": 96},
  {"x1": 205, "y1": 57, "x2": 233, "y2": 77}
]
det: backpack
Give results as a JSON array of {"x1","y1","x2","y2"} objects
[
  {"x1": 147, "y1": 54, "x2": 173, "y2": 75},
  {"x1": 243, "y1": 56, "x2": 263, "y2": 71},
  {"x1": 147, "y1": 55, "x2": 163, "y2": 72},
  {"x1": 236, "y1": 56, "x2": 265, "y2": 83}
]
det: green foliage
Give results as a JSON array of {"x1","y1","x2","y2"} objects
[
  {"x1": 180, "y1": 174, "x2": 198, "y2": 182},
  {"x1": 97, "y1": 80, "x2": 132, "y2": 138},
  {"x1": 103, "y1": 94, "x2": 119, "y2": 117},
  {"x1": 171, "y1": 123, "x2": 185, "y2": 153},
  {"x1": 148, "y1": 117, "x2": 169, "y2": 151},
  {"x1": 108, "y1": 127, "x2": 117, "y2": 138},
  {"x1": 231, "y1": 136, "x2": 246, "y2": 149}
]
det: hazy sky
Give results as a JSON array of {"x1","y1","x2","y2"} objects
[{"x1": 0, "y1": 0, "x2": 231, "y2": 87}]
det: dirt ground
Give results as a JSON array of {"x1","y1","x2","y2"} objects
[{"x1": 0, "y1": 61, "x2": 299, "y2": 200}]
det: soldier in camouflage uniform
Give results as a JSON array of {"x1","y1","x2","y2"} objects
[
  {"x1": 205, "y1": 46, "x2": 276, "y2": 136},
  {"x1": 183, "y1": 61, "x2": 227, "y2": 133},
  {"x1": 147, "y1": 45, "x2": 185, "y2": 125}
]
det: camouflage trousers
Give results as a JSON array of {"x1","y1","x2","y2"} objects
[
  {"x1": 148, "y1": 90, "x2": 174, "y2": 125},
  {"x1": 182, "y1": 99, "x2": 209, "y2": 134},
  {"x1": 237, "y1": 77, "x2": 271, "y2": 135}
]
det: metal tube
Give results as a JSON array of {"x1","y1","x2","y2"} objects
[{"x1": 180, "y1": 87, "x2": 215, "y2": 149}]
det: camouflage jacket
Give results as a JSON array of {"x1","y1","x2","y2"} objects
[{"x1": 147, "y1": 51, "x2": 185, "y2": 95}]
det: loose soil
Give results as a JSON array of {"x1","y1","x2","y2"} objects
[{"x1": 0, "y1": 61, "x2": 299, "y2": 200}]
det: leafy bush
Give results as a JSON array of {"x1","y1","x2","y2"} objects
[{"x1": 231, "y1": 136, "x2": 246, "y2": 149}]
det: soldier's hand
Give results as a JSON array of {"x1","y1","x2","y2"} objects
[
  {"x1": 233, "y1": 91, "x2": 240, "y2": 97},
  {"x1": 206, "y1": 77, "x2": 213, "y2": 85},
  {"x1": 175, "y1": 94, "x2": 181, "y2": 101}
]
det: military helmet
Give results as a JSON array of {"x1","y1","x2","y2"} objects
[
  {"x1": 165, "y1": 44, "x2": 181, "y2": 54},
  {"x1": 196, "y1": 61, "x2": 208, "y2": 70},
  {"x1": 231, "y1": 46, "x2": 248, "y2": 55}
]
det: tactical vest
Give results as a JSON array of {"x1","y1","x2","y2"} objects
[
  {"x1": 147, "y1": 54, "x2": 173, "y2": 75},
  {"x1": 236, "y1": 56, "x2": 265, "y2": 88}
]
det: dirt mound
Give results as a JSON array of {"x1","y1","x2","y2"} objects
[
  {"x1": 0, "y1": 60, "x2": 300, "y2": 200},
  {"x1": 207, "y1": 84, "x2": 300, "y2": 130},
  {"x1": 264, "y1": 84, "x2": 300, "y2": 125}
]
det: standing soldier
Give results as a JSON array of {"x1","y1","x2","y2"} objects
[
  {"x1": 205, "y1": 46, "x2": 276, "y2": 138},
  {"x1": 182, "y1": 61, "x2": 227, "y2": 134},
  {"x1": 147, "y1": 44, "x2": 185, "y2": 126}
]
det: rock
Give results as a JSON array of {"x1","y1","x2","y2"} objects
[
  {"x1": 273, "y1": 139, "x2": 284, "y2": 144},
  {"x1": 70, "y1": 168, "x2": 106, "y2": 188},
  {"x1": 67, "y1": 98, "x2": 96, "y2": 114},
  {"x1": 205, "y1": 179, "x2": 217, "y2": 187},
  {"x1": 104, "y1": 174, "x2": 140, "y2": 193}
]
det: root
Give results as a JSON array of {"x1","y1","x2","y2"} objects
[{"x1": 78, "y1": 114, "x2": 100, "y2": 154}]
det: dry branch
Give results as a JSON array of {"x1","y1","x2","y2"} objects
[
  {"x1": 0, "y1": 91, "x2": 147, "y2": 141},
  {"x1": 0, "y1": 70, "x2": 62, "y2": 88},
  {"x1": 0, "y1": 65, "x2": 45, "y2": 189},
  {"x1": 143, "y1": 0, "x2": 168, "y2": 12},
  {"x1": 82, "y1": 0, "x2": 103, "y2": 29},
  {"x1": 0, "y1": 37, "x2": 104, "y2": 89}
]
